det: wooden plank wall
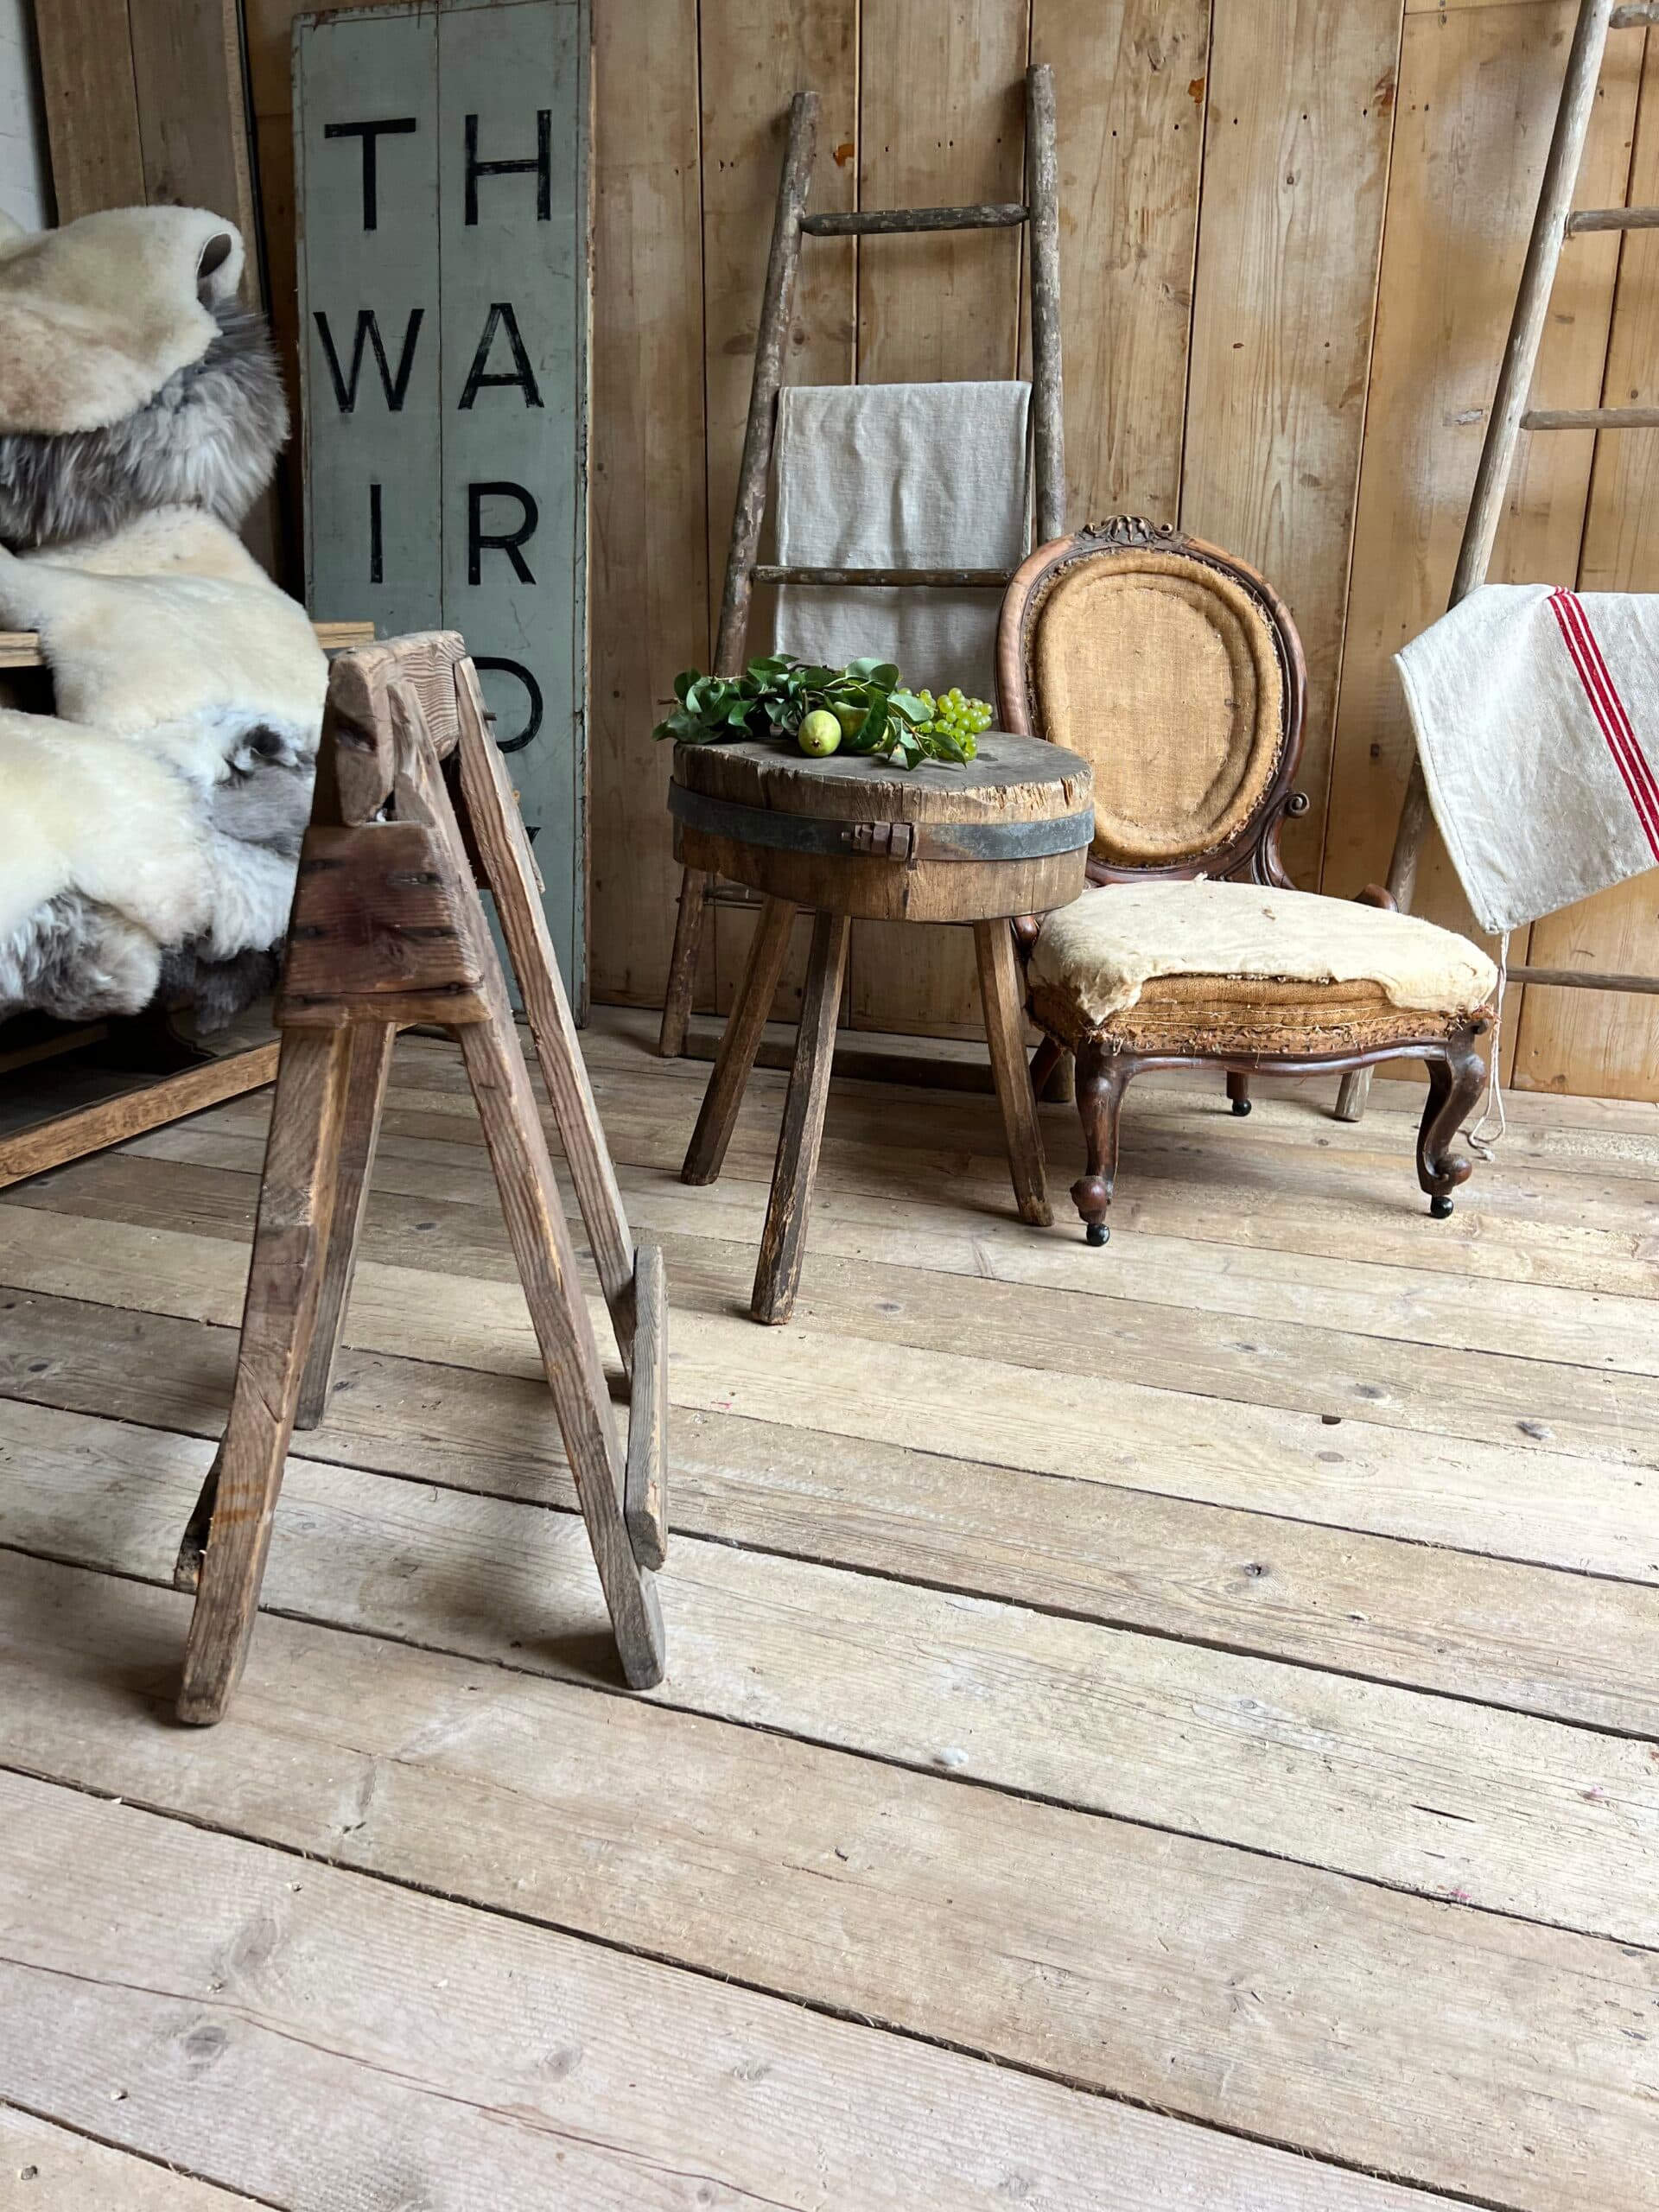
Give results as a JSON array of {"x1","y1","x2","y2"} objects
[{"x1": 36, "y1": 0, "x2": 1659, "y2": 1099}]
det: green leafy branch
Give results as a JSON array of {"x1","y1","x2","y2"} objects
[{"x1": 652, "y1": 655, "x2": 977, "y2": 769}]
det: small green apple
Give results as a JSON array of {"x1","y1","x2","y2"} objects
[{"x1": 798, "y1": 709, "x2": 842, "y2": 757}]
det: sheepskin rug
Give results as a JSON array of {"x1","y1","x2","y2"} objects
[{"x1": 0, "y1": 509, "x2": 326, "y2": 1026}]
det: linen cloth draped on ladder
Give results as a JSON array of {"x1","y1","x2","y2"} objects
[
  {"x1": 771, "y1": 381, "x2": 1031, "y2": 700},
  {"x1": 1395, "y1": 582, "x2": 1659, "y2": 936}
]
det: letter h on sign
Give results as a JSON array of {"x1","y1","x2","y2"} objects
[{"x1": 296, "y1": 0, "x2": 590, "y2": 996}]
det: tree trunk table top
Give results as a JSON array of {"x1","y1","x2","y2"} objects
[{"x1": 668, "y1": 733, "x2": 1094, "y2": 924}]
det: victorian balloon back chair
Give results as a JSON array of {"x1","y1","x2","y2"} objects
[{"x1": 995, "y1": 518, "x2": 1498, "y2": 1245}]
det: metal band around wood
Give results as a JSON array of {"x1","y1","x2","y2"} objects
[{"x1": 669, "y1": 780, "x2": 1094, "y2": 865}]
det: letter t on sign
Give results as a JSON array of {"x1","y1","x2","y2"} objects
[{"x1": 325, "y1": 118, "x2": 419, "y2": 230}]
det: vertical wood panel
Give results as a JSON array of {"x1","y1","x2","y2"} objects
[
  {"x1": 852, "y1": 0, "x2": 1033, "y2": 1039},
  {"x1": 1514, "y1": 27, "x2": 1659, "y2": 1100},
  {"x1": 1319, "y1": 0, "x2": 1640, "y2": 1094},
  {"x1": 1030, "y1": 0, "x2": 1209, "y2": 526},
  {"x1": 699, "y1": 0, "x2": 860, "y2": 1025},
  {"x1": 41, "y1": 0, "x2": 1659, "y2": 1094},
  {"x1": 33, "y1": 0, "x2": 145, "y2": 217},
  {"x1": 127, "y1": 0, "x2": 260, "y2": 283},
  {"x1": 1180, "y1": 0, "x2": 1402, "y2": 887},
  {"x1": 588, "y1": 0, "x2": 710, "y2": 1004}
]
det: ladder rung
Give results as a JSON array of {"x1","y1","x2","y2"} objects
[
  {"x1": 1567, "y1": 206, "x2": 1659, "y2": 234},
  {"x1": 1510, "y1": 965, "x2": 1659, "y2": 996},
  {"x1": 753, "y1": 564, "x2": 1013, "y2": 588},
  {"x1": 1611, "y1": 3, "x2": 1659, "y2": 27},
  {"x1": 802, "y1": 203, "x2": 1027, "y2": 237},
  {"x1": 1522, "y1": 404, "x2": 1659, "y2": 429}
]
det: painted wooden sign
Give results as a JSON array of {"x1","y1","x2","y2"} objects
[{"x1": 295, "y1": 0, "x2": 589, "y2": 996}]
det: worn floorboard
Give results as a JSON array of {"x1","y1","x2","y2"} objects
[{"x1": 0, "y1": 1014, "x2": 1654, "y2": 2209}]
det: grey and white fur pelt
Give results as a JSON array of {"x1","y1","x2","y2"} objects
[
  {"x1": 0, "y1": 204, "x2": 323, "y2": 1032},
  {"x1": 0, "y1": 297, "x2": 287, "y2": 551}
]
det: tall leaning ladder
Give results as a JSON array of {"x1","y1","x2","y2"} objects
[
  {"x1": 657, "y1": 64, "x2": 1065, "y2": 1058},
  {"x1": 1338, "y1": 0, "x2": 1659, "y2": 1122}
]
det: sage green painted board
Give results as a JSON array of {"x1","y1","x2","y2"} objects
[
  {"x1": 295, "y1": 5, "x2": 440, "y2": 643},
  {"x1": 295, "y1": 0, "x2": 590, "y2": 1001}
]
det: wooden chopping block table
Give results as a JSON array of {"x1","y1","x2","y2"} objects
[{"x1": 670, "y1": 733, "x2": 1095, "y2": 1323}]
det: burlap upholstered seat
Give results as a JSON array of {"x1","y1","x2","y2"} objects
[
  {"x1": 995, "y1": 520, "x2": 1496, "y2": 1243},
  {"x1": 1027, "y1": 879, "x2": 1498, "y2": 1053}
]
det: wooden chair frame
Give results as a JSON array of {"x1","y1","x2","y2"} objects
[
  {"x1": 173, "y1": 634, "x2": 667, "y2": 1724},
  {"x1": 996, "y1": 518, "x2": 1491, "y2": 1244}
]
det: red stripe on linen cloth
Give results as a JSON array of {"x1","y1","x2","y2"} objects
[
  {"x1": 1547, "y1": 588, "x2": 1659, "y2": 861},
  {"x1": 1552, "y1": 588, "x2": 1659, "y2": 823}
]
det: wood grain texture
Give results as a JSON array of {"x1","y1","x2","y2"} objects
[
  {"x1": 752, "y1": 906, "x2": 850, "y2": 1319},
  {"x1": 48, "y1": 1120, "x2": 1659, "y2": 1430},
  {"x1": 397, "y1": 692, "x2": 664, "y2": 1686},
  {"x1": 32, "y1": 0, "x2": 146, "y2": 216},
  {"x1": 1515, "y1": 24, "x2": 1659, "y2": 1101},
  {"x1": 6, "y1": 996, "x2": 1659, "y2": 2202},
  {"x1": 0, "y1": 2102, "x2": 259, "y2": 2209},
  {"x1": 12, "y1": 1185, "x2": 1656, "y2": 1586},
  {"x1": 10, "y1": 1398, "x2": 1659, "y2": 1962},
  {"x1": 849, "y1": 0, "x2": 1032, "y2": 1040},
  {"x1": 1029, "y1": 0, "x2": 1210, "y2": 523},
  {"x1": 1180, "y1": 0, "x2": 1402, "y2": 885},
  {"x1": 455, "y1": 658, "x2": 638, "y2": 1346},
  {"x1": 683, "y1": 893, "x2": 796, "y2": 1180},
  {"x1": 11, "y1": 1277, "x2": 1659, "y2": 1738},
  {"x1": 1319, "y1": 3, "x2": 1643, "y2": 1046},
  {"x1": 974, "y1": 913, "x2": 1051, "y2": 1224},
  {"x1": 0, "y1": 1769, "x2": 1473, "y2": 2212},
  {"x1": 623, "y1": 1236, "x2": 669, "y2": 1564},
  {"x1": 588, "y1": 0, "x2": 713, "y2": 1009},
  {"x1": 293, "y1": 1021, "x2": 394, "y2": 1427},
  {"x1": 698, "y1": 19, "x2": 852, "y2": 1029},
  {"x1": 0, "y1": 1549, "x2": 1647, "y2": 2212},
  {"x1": 177, "y1": 1024, "x2": 353, "y2": 1722},
  {"x1": 0, "y1": 1044, "x2": 279, "y2": 1191},
  {"x1": 68, "y1": 0, "x2": 1659, "y2": 1096}
]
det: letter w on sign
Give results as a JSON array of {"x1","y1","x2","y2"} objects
[{"x1": 295, "y1": 0, "x2": 591, "y2": 999}]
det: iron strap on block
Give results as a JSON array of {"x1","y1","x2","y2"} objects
[{"x1": 669, "y1": 780, "x2": 1094, "y2": 868}]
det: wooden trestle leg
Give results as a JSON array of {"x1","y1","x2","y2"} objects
[
  {"x1": 177, "y1": 1024, "x2": 359, "y2": 1722},
  {"x1": 177, "y1": 638, "x2": 669, "y2": 1724}
]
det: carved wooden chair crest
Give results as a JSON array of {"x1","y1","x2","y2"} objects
[{"x1": 996, "y1": 518, "x2": 1498, "y2": 1244}]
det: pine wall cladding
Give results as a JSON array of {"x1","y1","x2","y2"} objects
[{"x1": 41, "y1": 0, "x2": 1659, "y2": 1098}]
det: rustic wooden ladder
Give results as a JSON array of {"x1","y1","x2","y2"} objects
[
  {"x1": 1338, "y1": 0, "x2": 1659, "y2": 1122},
  {"x1": 174, "y1": 633, "x2": 668, "y2": 1724},
  {"x1": 657, "y1": 63, "x2": 1065, "y2": 1058}
]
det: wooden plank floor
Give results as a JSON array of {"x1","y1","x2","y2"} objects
[{"x1": 2, "y1": 1007, "x2": 1656, "y2": 2210}]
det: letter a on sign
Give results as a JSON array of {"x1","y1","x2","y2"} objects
[{"x1": 296, "y1": 0, "x2": 591, "y2": 998}]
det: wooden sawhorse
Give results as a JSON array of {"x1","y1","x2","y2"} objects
[{"x1": 174, "y1": 633, "x2": 667, "y2": 1723}]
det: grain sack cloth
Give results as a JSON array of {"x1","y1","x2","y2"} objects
[
  {"x1": 1395, "y1": 582, "x2": 1659, "y2": 935},
  {"x1": 772, "y1": 381, "x2": 1031, "y2": 699}
]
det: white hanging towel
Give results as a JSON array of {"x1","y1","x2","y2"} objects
[
  {"x1": 772, "y1": 380, "x2": 1031, "y2": 701},
  {"x1": 1395, "y1": 582, "x2": 1659, "y2": 936}
]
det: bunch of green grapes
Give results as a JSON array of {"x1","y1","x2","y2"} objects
[{"x1": 913, "y1": 685, "x2": 993, "y2": 756}]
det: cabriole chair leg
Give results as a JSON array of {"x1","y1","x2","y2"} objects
[
  {"x1": 1071, "y1": 1040, "x2": 1128, "y2": 1246},
  {"x1": 1417, "y1": 1032, "x2": 1485, "y2": 1219}
]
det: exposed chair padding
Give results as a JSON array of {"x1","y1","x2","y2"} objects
[{"x1": 996, "y1": 518, "x2": 1498, "y2": 1245}]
